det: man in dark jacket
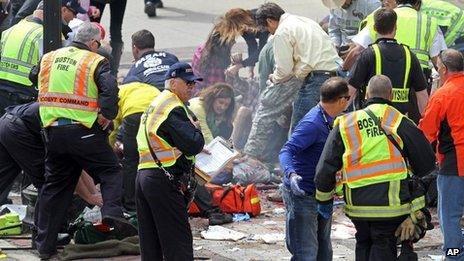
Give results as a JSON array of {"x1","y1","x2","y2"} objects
[
  {"x1": 136, "y1": 62, "x2": 204, "y2": 261},
  {"x1": 34, "y1": 23, "x2": 136, "y2": 260},
  {"x1": 315, "y1": 75, "x2": 435, "y2": 260},
  {"x1": 123, "y1": 29, "x2": 178, "y2": 90}
]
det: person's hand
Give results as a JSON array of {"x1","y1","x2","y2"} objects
[
  {"x1": 97, "y1": 114, "x2": 111, "y2": 130},
  {"x1": 317, "y1": 203, "x2": 333, "y2": 219},
  {"x1": 88, "y1": 193, "x2": 103, "y2": 207},
  {"x1": 88, "y1": 6, "x2": 101, "y2": 19},
  {"x1": 225, "y1": 64, "x2": 243, "y2": 77},
  {"x1": 395, "y1": 215, "x2": 416, "y2": 242},
  {"x1": 289, "y1": 173, "x2": 305, "y2": 196},
  {"x1": 231, "y1": 53, "x2": 243, "y2": 64},
  {"x1": 113, "y1": 140, "x2": 123, "y2": 155},
  {"x1": 248, "y1": 66, "x2": 255, "y2": 79},
  {"x1": 191, "y1": 120, "x2": 201, "y2": 130}
]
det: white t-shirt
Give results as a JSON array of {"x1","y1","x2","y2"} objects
[{"x1": 352, "y1": 26, "x2": 447, "y2": 57}]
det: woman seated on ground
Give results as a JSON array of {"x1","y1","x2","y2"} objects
[
  {"x1": 191, "y1": 8, "x2": 255, "y2": 94},
  {"x1": 189, "y1": 83, "x2": 235, "y2": 144}
]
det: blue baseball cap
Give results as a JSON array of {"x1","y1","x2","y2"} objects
[
  {"x1": 165, "y1": 62, "x2": 203, "y2": 82},
  {"x1": 62, "y1": 0, "x2": 86, "y2": 14}
]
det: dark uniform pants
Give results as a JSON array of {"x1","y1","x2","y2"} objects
[
  {"x1": 0, "y1": 113, "x2": 44, "y2": 226},
  {"x1": 36, "y1": 123, "x2": 123, "y2": 255},
  {"x1": 121, "y1": 112, "x2": 142, "y2": 211},
  {"x1": 136, "y1": 168, "x2": 193, "y2": 261},
  {"x1": 351, "y1": 217, "x2": 405, "y2": 261}
]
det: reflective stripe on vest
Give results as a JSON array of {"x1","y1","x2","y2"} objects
[
  {"x1": 337, "y1": 104, "x2": 408, "y2": 189},
  {"x1": 395, "y1": 7, "x2": 437, "y2": 69},
  {"x1": 137, "y1": 90, "x2": 194, "y2": 169},
  {"x1": 372, "y1": 44, "x2": 411, "y2": 103},
  {"x1": 422, "y1": 0, "x2": 464, "y2": 45},
  {"x1": 0, "y1": 19, "x2": 42, "y2": 86},
  {"x1": 367, "y1": 6, "x2": 437, "y2": 69},
  {"x1": 38, "y1": 47, "x2": 103, "y2": 128},
  {"x1": 445, "y1": 10, "x2": 464, "y2": 45}
]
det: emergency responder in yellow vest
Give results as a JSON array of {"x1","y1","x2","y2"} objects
[
  {"x1": 110, "y1": 80, "x2": 160, "y2": 211},
  {"x1": 315, "y1": 75, "x2": 436, "y2": 260},
  {"x1": 349, "y1": 8, "x2": 429, "y2": 123},
  {"x1": 421, "y1": 0, "x2": 464, "y2": 46},
  {"x1": 344, "y1": 0, "x2": 447, "y2": 78},
  {"x1": 34, "y1": 23, "x2": 137, "y2": 260},
  {"x1": 136, "y1": 62, "x2": 204, "y2": 261},
  {"x1": 0, "y1": 0, "x2": 84, "y2": 115}
]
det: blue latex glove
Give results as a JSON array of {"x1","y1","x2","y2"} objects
[
  {"x1": 289, "y1": 173, "x2": 305, "y2": 196},
  {"x1": 317, "y1": 203, "x2": 333, "y2": 219}
]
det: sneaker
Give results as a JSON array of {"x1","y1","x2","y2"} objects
[
  {"x1": 102, "y1": 216, "x2": 138, "y2": 238},
  {"x1": 144, "y1": 1, "x2": 157, "y2": 17},
  {"x1": 208, "y1": 213, "x2": 233, "y2": 226}
]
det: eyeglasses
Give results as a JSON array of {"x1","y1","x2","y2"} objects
[
  {"x1": 66, "y1": 6, "x2": 77, "y2": 16},
  {"x1": 93, "y1": 39, "x2": 101, "y2": 48},
  {"x1": 185, "y1": 80, "x2": 196, "y2": 86},
  {"x1": 340, "y1": 95, "x2": 350, "y2": 101}
]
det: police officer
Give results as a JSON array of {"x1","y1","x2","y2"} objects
[
  {"x1": 315, "y1": 75, "x2": 436, "y2": 260},
  {"x1": 123, "y1": 29, "x2": 179, "y2": 90},
  {"x1": 349, "y1": 8, "x2": 429, "y2": 123},
  {"x1": 0, "y1": 0, "x2": 84, "y2": 115},
  {"x1": 136, "y1": 62, "x2": 204, "y2": 260},
  {"x1": 34, "y1": 23, "x2": 136, "y2": 259},
  {"x1": 421, "y1": 0, "x2": 464, "y2": 46}
]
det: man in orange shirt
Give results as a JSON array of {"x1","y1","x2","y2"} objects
[{"x1": 419, "y1": 49, "x2": 464, "y2": 260}]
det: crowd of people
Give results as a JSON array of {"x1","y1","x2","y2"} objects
[{"x1": 0, "y1": 0, "x2": 463, "y2": 260}]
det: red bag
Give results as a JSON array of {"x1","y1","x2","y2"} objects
[
  {"x1": 188, "y1": 201, "x2": 201, "y2": 216},
  {"x1": 212, "y1": 184, "x2": 261, "y2": 216}
]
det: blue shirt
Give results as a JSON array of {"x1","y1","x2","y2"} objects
[
  {"x1": 279, "y1": 104, "x2": 334, "y2": 194},
  {"x1": 123, "y1": 50, "x2": 179, "y2": 90}
]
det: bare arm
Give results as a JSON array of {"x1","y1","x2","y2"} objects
[{"x1": 415, "y1": 89, "x2": 429, "y2": 116}]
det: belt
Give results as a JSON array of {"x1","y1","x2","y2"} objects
[
  {"x1": 49, "y1": 118, "x2": 81, "y2": 126},
  {"x1": 307, "y1": 70, "x2": 338, "y2": 79}
]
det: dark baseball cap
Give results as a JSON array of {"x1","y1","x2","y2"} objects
[
  {"x1": 62, "y1": 0, "x2": 86, "y2": 14},
  {"x1": 165, "y1": 62, "x2": 203, "y2": 82}
]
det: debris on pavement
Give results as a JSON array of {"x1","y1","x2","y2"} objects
[{"x1": 200, "y1": 226, "x2": 247, "y2": 241}]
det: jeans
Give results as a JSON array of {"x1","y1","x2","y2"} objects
[
  {"x1": 282, "y1": 186, "x2": 332, "y2": 261},
  {"x1": 291, "y1": 74, "x2": 332, "y2": 131},
  {"x1": 438, "y1": 174, "x2": 464, "y2": 260}
]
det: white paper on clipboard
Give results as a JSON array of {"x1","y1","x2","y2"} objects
[{"x1": 195, "y1": 137, "x2": 239, "y2": 177}]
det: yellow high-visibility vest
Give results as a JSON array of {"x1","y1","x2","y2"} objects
[
  {"x1": 38, "y1": 46, "x2": 104, "y2": 128},
  {"x1": 0, "y1": 19, "x2": 43, "y2": 87},
  {"x1": 371, "y1": 43, "x2": 412, "y2": 103},
  {"x1": 137, "y1": 90, "x2": 195, "y2": 170},
  {"x1": 331, "y1": 104, "x2": 424, "y2": 218}
]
